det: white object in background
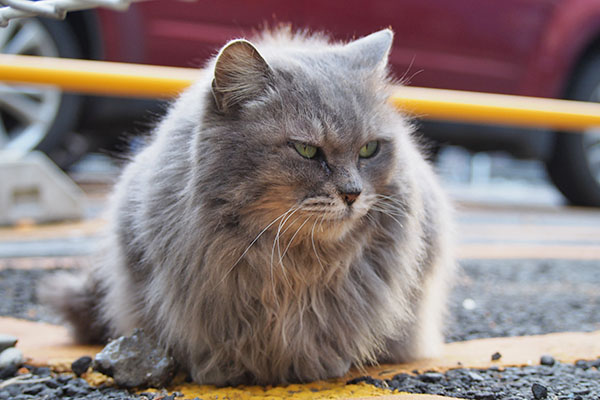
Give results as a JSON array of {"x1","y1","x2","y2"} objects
[
  {"x1": 0, "y1": 0, "x2": 145, "y2": 27},
  {"x1": 0, "y1": 150, "x2": 85, "y2": 224}
]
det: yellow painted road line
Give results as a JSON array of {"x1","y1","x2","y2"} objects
[
  {"x1": 460, "y1": 224, "x2": 600, "y2": 242},
  {"x1": 1, "y1": 54, "x2": 599, "y2": 130},
  {"x1": 3, "y1": 218, "x2": 600, "y2": 262},
  {"x1": 0, "y1": 256, "x2": 89, "y2": 270},
  {"x1": 0, "y1": 217, "x2": 106, "y2": 241},
  {"x1": 457, "y1": 243, "x2": 600, "y2": 260},
  {"x1": 4, "y1": 316, "x2": 600, "y2": 400}
]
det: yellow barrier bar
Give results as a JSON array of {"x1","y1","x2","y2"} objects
[
  {"x1": 0, "y1": 54, "x2": 198, "y2": 97},
  {"x1": 1, "y1": 54, "x2": 599, "y2": 131},
  {"x1": 391, "y1": 86, "x2": 600, "y2": 131}
]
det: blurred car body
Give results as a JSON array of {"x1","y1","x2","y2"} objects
[{"x1": 1, "y1": 0, "x2": 600, "y2": 205}]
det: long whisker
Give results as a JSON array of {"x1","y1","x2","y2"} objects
[
  {"x1": 317, "y1": 211, "x2": 327, "y2": 233},
  {"x1": 267, "y1": 206, "x2": 299, "y2": 301},
  {"x1": 271, "y1": 206, "x2": 300, "y2": 289},
  {"x1": 279, "y1": 215, "x2": 311, "y2": 263},
  {"x1": 374, "y1": 194, "x2": 408, "y2": 211},
  {"x1": 271, "y1": 206, "x2": 298, "y2": 271},
  {"x1": 370, "y1": 205, "x2": 405, "y2": 227},
  {"x1": 311, "y1": 216, "x2": 325, "y2": 273},
  {"x1": 218, "y1": 210, "x2": 289, "y2": 287}
]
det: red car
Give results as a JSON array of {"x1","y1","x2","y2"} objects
[{"x1": 2, "y1": 0, "x2": 600, "y2": 206}]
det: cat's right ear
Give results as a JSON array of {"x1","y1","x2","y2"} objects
[{"x1": 211, "y1": 39, "x2": 272, "y2": 114}]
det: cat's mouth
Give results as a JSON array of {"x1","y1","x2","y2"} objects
[{"x1": 303, "y1": 203, "x2": 371, "y2": 228}]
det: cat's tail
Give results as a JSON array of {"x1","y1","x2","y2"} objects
[{"x1": 38, "y1": 269, "x2": 109, "y2": 344}]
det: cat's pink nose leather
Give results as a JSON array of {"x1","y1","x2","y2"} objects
[{"x1": 343, "y1": 192, "x2": 360, "y2": 206}]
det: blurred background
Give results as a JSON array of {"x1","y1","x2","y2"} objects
[
  {"x1": 2, "y1": 0, "x2": 600, "y2": 374},
  {"x1": 1, "y1": 0, "x2": 600, "y2": 208}
]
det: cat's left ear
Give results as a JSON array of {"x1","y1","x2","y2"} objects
[
  {"x1": 211, "y1": 39, "x2": 272, "y2": 113},
  {"x1": 343, "y1": 29, "x2": 394, "y2": 70}
]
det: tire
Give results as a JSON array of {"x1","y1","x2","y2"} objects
[
  {"x1": 546, "y1": 54, "x2": 600, "y2": 207},
  {"x1": 0, "y1": 17, "x2": 85, "y2": 168}
]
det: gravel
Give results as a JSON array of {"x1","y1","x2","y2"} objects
[
  {"x1": 347, "y1": 357, "x2": 600, "y2": 399},
  {"x1": 0, "y1": 364, "x2": 184, "y2": 400},
  {"x1": 0, "y1": 268, "x2": 61, "y2": 324},
  {"x1": 446, "y1": 259, "x2": 600, "y2": 342}
]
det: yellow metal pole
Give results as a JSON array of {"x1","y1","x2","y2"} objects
[
  {"x1": 0, "y1": 54, "x2": 198, "y2": 97},
  {"x1": 1, "y1": 54, "x2": 599, "y2": 131},
  {"x1": 391, "y1": 86, "x2": 600, "y2": 131}
]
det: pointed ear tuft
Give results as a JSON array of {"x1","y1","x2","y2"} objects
[
  {"x1": 344, "y1": 29, "x2": 394, "y2": 70},
  {"x1": 211, "y1": 39, "x2": 272, "y2": 113}
]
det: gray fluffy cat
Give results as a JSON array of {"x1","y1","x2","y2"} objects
[{"x1": 41, "y1": 28, "x2": 454, "y2": 386}]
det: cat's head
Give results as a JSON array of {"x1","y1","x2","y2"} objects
[{"x1": 201, "y1": 29, "x2": 410, "y2": 242}]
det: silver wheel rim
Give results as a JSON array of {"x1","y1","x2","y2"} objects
[
  {"x1": 0, "y1": 18, "x2": 62, "y2": 154},
  {"x1": 584, "y1": 85, "x2": 600, "y2": 184}
]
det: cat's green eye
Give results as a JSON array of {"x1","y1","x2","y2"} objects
[
  {"x1": 359, "y1": 141, "x2": 379, "y2": 158},
  {"x1": 294, "y1": 142, "x2": 318, "y2": 159}
]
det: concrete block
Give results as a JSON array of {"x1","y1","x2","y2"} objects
[{"x1": 0, "y1": 151, "x2": 85, "y2": 225}]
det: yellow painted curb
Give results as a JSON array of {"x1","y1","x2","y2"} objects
[
  {"x1": 167, "y1": 381, "x2": 391, "y2": 400},
  {"x1": 352, "y1": 396, "x2": 460, "y2": 400}
]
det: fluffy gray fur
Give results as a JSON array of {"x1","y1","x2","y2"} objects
[{"x1": 40, "y1": 28, "x2": 454, "y2": 386}]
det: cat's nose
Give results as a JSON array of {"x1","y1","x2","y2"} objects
[{"x1": 341, "y1": 190, "x2": 361, "y2": 206}]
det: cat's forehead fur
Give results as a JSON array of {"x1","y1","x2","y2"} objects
[{"x1": 211, "y1": 29, "x2": 397, "y2": 148}]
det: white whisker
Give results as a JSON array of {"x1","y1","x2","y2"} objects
[
  {"x1": 279, "y1": 216, "x2": 311, "y2": 263},
  {"x1": 311, "y1": 216, "x2": 325, "y2": 273},
  {"x1": 218, "y1": 210, "x2": 289, "y2": 287},
  {"x1": 271, "y1": 206, "x2": 300, "y2": 289}
]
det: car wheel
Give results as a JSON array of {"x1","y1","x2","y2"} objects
[
  {"x1": 546, "y1": 54, "x2": 600, "y2": 207},
  {"x1": 0, "y1": 17, "x2": 84, "y2": 168}
]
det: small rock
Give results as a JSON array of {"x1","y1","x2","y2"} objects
[
  {"x1": 418, "y1": 371, "x2": 444, "y2": 383},
  {"x1": 64, "y1": 382, "x2": 91, "y2": 397},
  {"x1": 491, "y1": 352, "x2": 502, "y2": 361},
  {"x1": 540, "y1": 355, "x2": 556, "y2": 366},
  {"x1": 574, "y1": 389, "x2": 590, "y2": 395},
  {"x1": 17, "y1": 366, "x2": 30, "y2": 375},
  {"x1": 0, "y1": 363, "x2": 18, "y2": 379},
  {"x1": 574, "y1": 360, "x2": 589, "y2": 369},
  {"x1": 34, "y1": 366, "x2": 51, "y2": 377},
  {"x1": 93, "y1": 329, "x2": 177, "y2": 388},
  {"x1": 532, "y1": 383, "x2": 548, "y2": 400},
  {"x1": 0, "y1": 347, "x2": 23, "y2": 369},
  {"x1": 0, "y1": 334, "x2": 18, "y2": 353},
  {"x1": 44, "y1": 378, "x2": 60, "y2": 389},
  {"x1": 22, "y1": 383, "x2": 47, "y2": 395},
  {"x1": 71, "y1": 355, "x2": 93, "y2": 376},
  {"x1": 466, "y1": 371, "x2": 485, "y2": 381},
  {"x1": 462, "y1": 298, "x2": 477, "y2": 310}
]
